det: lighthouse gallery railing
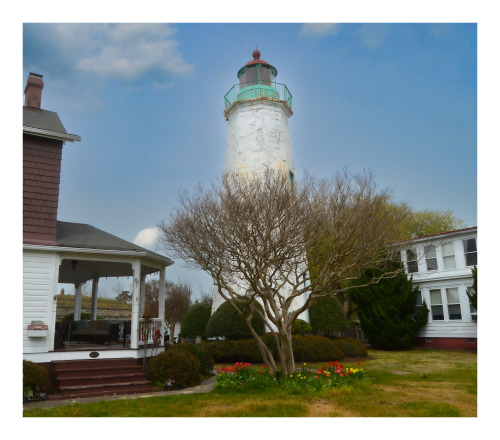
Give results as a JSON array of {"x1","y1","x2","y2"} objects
[{"x1": 224, "y1": 81, "x2": 292, "y2": 110}]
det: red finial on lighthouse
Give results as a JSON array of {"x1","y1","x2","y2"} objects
[{"x1": 252, "y1": 50, "x2": 261, "y2": 60}]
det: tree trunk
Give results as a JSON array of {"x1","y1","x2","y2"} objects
[{"x1": 278, "y1": 330, "x2": 295, "y2": 376}]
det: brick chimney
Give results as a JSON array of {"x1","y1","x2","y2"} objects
[
  {"x1": 24, "y1": 73, "x2": 44, "y2": 109},
  {"x1": 23, "y1": 73, "x2": 62, "y2": 246}
]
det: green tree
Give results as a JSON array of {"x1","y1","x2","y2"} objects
[
  {"x1": 180, "y1": 303, "x2": 212, "y2": 339},
  {"x1": 467, "y1": 266, "x2": 477, "y2": 310},
  {"x1": 205, "y1": 299, "x2": 265, "y2": 340},
  {"x1": 389, "y1": 203, "x2": 466, "y2": 239},
  {"x1": 351, "y1": 261, "x2": 429, "y2": 350},
  {"x1": 308, "y1": 295, "x2": 348, "y2": 336},
  {"x1": 115, "y1": 290, "x2": 131, "y2": 304}
]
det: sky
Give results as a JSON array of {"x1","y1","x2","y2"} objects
[{"x1": 20, "y1": 22, "x2": 478, "y2": 299}]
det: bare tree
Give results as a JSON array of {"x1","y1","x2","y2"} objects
[
  {"x1": 144, "y1": 278, "x2": 160, "y2": 317},
  {"x1": 164, "y1": 281, "x2": 192, "y2": 344},
  {"x1": 194, "y1": 285, "x2": 214, "y2": 307},
  {"x1": 113, "y1": 281, "x2": 131, "y2": 303},
  {"x1": 144, "y1": 278, "x2": 192, "y2": 344},
  {"x1": 158, "y1": 169, "x2": 408, "y2": 375}
]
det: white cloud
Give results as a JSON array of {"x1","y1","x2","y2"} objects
[
  {"x1": 49, "y1": 24, "x2": 193, "y2": 81},
  {"x1": 133, "y1": 227, "x2": 160, "y2": 249},
  {"x1": 357, "y1": 24, "x2": 388, "y2": 49},
  {"x1": 300, "y1": 23, "x2": 342, "y2": 37}
]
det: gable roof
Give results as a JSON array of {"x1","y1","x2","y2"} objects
[
  {"x1": 56, "y1": 221, "x2": 173, "y2": 266},
  {"x1": 23, "y1": 106, "x2": 81, "y2": 142}
]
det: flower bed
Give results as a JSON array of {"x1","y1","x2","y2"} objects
[{"x1": 215, "y1": 361, "x2": 365, "y2": 391}]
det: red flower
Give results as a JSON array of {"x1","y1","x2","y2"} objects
[
  {"x1": 263, "y1": 365, "x2": 267, "y2": 369},
  {"x1": 357, "y1": 362, "x2": 361, "y2": 365}
]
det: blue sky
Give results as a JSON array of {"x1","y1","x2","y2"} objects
[{"x1": 21, "y1": 22, "x2": 477, "y2": 299}]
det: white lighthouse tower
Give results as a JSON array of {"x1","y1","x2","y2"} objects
[
  {"x1": 223, "y1": 50, "x2": 295, "y2": 181},
  {"x1": 212, "y1": 50, "x2": 309, "y2": 324}
]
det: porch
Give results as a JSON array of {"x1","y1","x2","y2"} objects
[{"x1": 23, "y1": 221, "x2": 174, "y2": 364}]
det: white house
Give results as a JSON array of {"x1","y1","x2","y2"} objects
[
  {"x1": 23, "y1": 72, "x2": 173, "y2": 369},
  {"x1": 400, "y1": 227, "x2": 477, "y2": 349}
]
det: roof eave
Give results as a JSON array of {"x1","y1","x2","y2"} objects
[
  {"x1": 23, "y1": 243, "x2": 174, "y2": 266},
  {"x1": 23, "y1": 125, "x2": 82, "y2": 143}
]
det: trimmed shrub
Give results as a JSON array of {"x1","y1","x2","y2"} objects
[
  {"x1": 291, "y1": 335, "x2": 344, "y2": 362},
  {"x1": 180, "y1": 303, "x2": 212, "y2": 339},
  {"x1": 291, "y1": 319, "x2": 313, "y2": 336},
  {"x1": 309, "y1": 295, "x2": 348, "y2": 335},
  {"x1": 205, "y1": 299, "x2": 265, "y2": 340},
  {"x1": 331, "y1": 337, "x2": 368, "y2": 358},
  {"x1": 146, "y1": 349, "x2": 202, "y2": 389},
  {"x1": 23, "y1": 360, "x2": 51, "y2": 397},
  {"x1": 202, "y1": 333, "x2": 345, "y2": 363},
  {"x1": 171, "y1": 344, "x2": 214, "y2": 376}
]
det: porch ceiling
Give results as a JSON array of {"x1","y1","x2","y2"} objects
[{"x1": 59, "y1": 259, "x2": 160, "y2": 285}]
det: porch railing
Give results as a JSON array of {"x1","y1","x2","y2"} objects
[
  {"x1": 138, "y1": 318, "x2": 163, "y2": 345},
  {"x1": 224, "y1": 81, "x2": 292, "y2": 110}
]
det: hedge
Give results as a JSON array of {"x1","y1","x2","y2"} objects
[{"x1": 201, "y1": 333, "x2": 359, "y2": 363}]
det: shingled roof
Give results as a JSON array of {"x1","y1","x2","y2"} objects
[
  {"x1": 23, "y1": 106, "x2": 81, "y2": 142},
  {"x1": 56, "y1": 221, "x2": 173, "y2": 265}
]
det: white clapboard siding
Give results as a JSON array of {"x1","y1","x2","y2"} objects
[
  {"x1": 23, "y1": 250, "x2": 57, "y2": 354},
  {"x1": 418, "y1": 322, "x2": 477, "y2": 339}
]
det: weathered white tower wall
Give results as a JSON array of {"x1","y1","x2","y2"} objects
[{"x1": 224, "y1": 99, "x2": 294, "y2": 176}]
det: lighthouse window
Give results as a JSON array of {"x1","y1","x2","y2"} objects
[
  {"x1": 258, "y1": 67, "x2": 271, "y2": 85},
  {"x1": 289, "y1": 170, "x2": 295, "y2": 193},
  {"x1": 245, "y1": 67, "x2": 258, "y2": 85}
]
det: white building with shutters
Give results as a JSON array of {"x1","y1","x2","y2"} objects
[{"x1": 400, "y1": 227, "x2": 477, "y2": 349}]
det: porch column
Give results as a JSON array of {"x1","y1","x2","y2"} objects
[
  {"x1": 90, "y1": 276, "x2": 99, "y2": 320},
  {"x1": 74, "y1": 283, "x2": 82, "y2": 320},
  {"x1": 139, "y1": 274, "x2": 146, "y2": 317},
  {"x1": 158, "y1": 267, "x2": 166, "y2": 340},
  {"x1": 130, "y1": 259, "x2": 141, "y2": 349}
]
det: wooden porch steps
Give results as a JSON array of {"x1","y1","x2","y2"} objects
[{"x1": 49, "y1": 358, "x2": 158, "y2": 400}]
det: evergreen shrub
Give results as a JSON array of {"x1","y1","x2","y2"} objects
[
  {"x1": 331, "y1": 337, "x2": 368, "y2": 358},
  {"x1": 180, "y1": 303, "x2": 212, "y2": 339},
  {"x1": 205, "y1": 299, "x2": 265, "y2": 340},
  {"x1": 291, "y1": 319, "x2": 313, "y2": 335},
  {"x1": 171, "y1": 343, "x2": 214, "y2": 376},
  {"x1": 23, "y1": 360, "x2": 51, "y2": 397},
  {"x1": 202, "y1": 333, "x2": 346, "y2": 363},
  {"x1": 351, "y1": 261, "x2": 429, "y2": 350},
  {"x1": 309, "y1": 295, "x2": 348, "y2": 335},
  {"x1": 146, "y1": 349, "x2": 202, "y2": 389}
]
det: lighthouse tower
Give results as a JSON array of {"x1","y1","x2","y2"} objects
[
  {"x1": 223, "y1": 50, "x2": 295, "y2": 180},
  {"x1": 212, "y1": 50, "x2": 309, "y2": 323}
]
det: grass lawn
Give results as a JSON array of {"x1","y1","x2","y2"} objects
[{"x1": 23, "y1": 348, "x2": 476, "y2": 417}]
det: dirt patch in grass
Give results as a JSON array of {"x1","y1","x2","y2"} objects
[{"x1": 305, "y1": 399, "x2": 356, "y2": 417}]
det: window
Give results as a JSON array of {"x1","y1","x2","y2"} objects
[
  {"x1": 442, "y1": 242, "x2": 456, "y2": 269},
  {"x1": 289, "y1": 170, "x2": 295, "y2": 194},
  {"x1": 446, "y1": 288, "x2": 462, "y2": 320},
  {"x1": 463, "y1": 238, "x2": 477, "y2": 266},
  {"x1": 468, "y1": 287, "x2": 477, "y2": 321},
  {"x1": 430, "y1": 289, "x2": 444, "y2": 320},
  {"x1": 413, "y1": 291, "x2": 424, "y2": 320},
  {"x1": 406, "y1": 249, "x2": 418, "y2": 273},
  {"x1": 425, "y1": 245, "x2": 438, "y2": 271}
]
